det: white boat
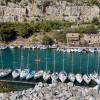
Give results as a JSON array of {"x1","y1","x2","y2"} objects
[
  {"x1": 40, "y1": 45, "x2": 48, "y2": 50},
  {"x1": 68, "y1": 52, "x2": 75, "y2": 82},
  {"x1": 20, "y1": 69, "x2": 30, "y2": 79},
  {"x1": 51, "y1": 72, "x2": 58, "y2": 80},
  {"x1": 32, "y1": 46, "x2": 36, "y2": 50},
  {"x1": 83, "y1": 54, "x2": 91, "y2": 84},
  {"x1": 34, "y1": 70, "x2": 44, "y2": 79},
  {"x1": 43, "y1": 51, "x2": 51, "y2": 81},
  {"x1": 68, "y1": 73, "x2": 75, "y2": 82},
  {"x1": 76, "y1": 74, "x2": 83, "y2": 83},
  {"x1": 59, "y1": 71, "x2": 67, "y2": 82},
  {"x1": 83, "y1": 74, "x2": 91, "y2": 84},
  {"x1": 94, "y1": 76, "x2": 100, "y2": 85},
  {"x1": 66, "y1": 49, "x2": 71, "y2": 53},
  {"x1": 78, "y1": 48, "x2": 83, "y2": 53},
  {"x1": 59, "y1": 52, "x2": 67, "y2": 82},
  {"x1": 26, "y1": 70, "x2": 35, "y2": 80},
  {"x1": 43, "y1": 71, "x2": 51, "y2": 81},
  {"x1": 12, "y1": 69, "x2": 21, "y2": 79},
  {"x1": 49, "y1": 44, "x2": 57, "y2": 49},
  {"x1": 91, "y1": 53, "x2": 100, "y2": 84},
  {"x1": 89, "y1": 48, "x2": 94, "y2": 53},
  {"x1": 9, "y1": 45, "x2": 15, "y2": 49},
  {"x1": 90, "y1": 72, "x2": 100, "y2": 84},
  {"x1": 0, "y1": 69, "x2": 12, "y2": 78},
  {"x1": 0, "y1": 45, "x2": 8, "y2": 50}
]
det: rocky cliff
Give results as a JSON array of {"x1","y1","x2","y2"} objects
[{"x1": 0, "y1": 0, "x2": 100, "y2": 22}]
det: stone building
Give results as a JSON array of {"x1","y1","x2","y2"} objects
[
  {"x1": 84, "y1": 34, "x2": 100, "y2": 46},
  {"x1": 66, "y1": 33, "x2": 80, "y2": 46}
]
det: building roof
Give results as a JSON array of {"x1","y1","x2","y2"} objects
[{"x1": 66, "y1": 33, "x2": 79, "y2": 38}]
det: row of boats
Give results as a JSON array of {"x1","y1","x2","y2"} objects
[
  {"x1": 0, "y1": 69, "x2": 100, "y2": 85},
  {"x1": 1, "y1": 45, "x2": 100, "y2": 53}
]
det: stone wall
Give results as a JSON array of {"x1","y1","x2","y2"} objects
[{"x1": 0, "y1": 0, "x2": 100, "y2": 22}]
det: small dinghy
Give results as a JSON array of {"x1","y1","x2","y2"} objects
[
  {"x1": 76, "y1": 74, "x2": 83, "y2": 83},
  {"x1": 43, "y1": 71, "x2": 51, "y2": 81},
  {"x1": 20, "y1": 69, "x2": 30, "y2": 79},
  {"x1": 26, "y1": 70, "x2": 35, "y2": 80},
  {"x1": 59, "y1": 71, "x2": 67, "y2": 82},
  {"x1": 12, "y1": 69, "x2": 21, "y2": 79},
  {"x1": 34, "y1": 70, "x2": 44, "y2": 79},
  {"x1": 83, "y1": 74, "x2": 91, "y2": 84},
  {"x1": 68, "y1": 73, "x2": 75, "y2": 82}
]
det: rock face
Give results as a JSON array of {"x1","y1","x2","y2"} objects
[
  {"x1": 0, "y1": 82, "x2": 99, "y2": 100},
  {"x1": 0, "y1": 0, "x2": 100, "y2": 22}
]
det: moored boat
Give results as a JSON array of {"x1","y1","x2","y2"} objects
[
  {"x1": 51, "y1": 72, "x2": 58, "y2": 80},
  {"x1": 12, "y1": 69, "x2": 21, "y2": 79},
  {"x1": 83, "y1": 74, "x2": 91, "y2": 84},
  {"x1": 34, "y1": 70, "x2": 44, "y2": 79},
  {"x1": 59, "y1": 71, "x2": 67, "y2": 82},
  {"x1": 76, "y1": 74, "x2": 83, "y2": 83},
  {"x1": 43, "y1": 71, "x2": 51, "y2": 81},
  {"x1": 9, "y1": 45, "x2": 16, "y2": 49},
  {"x1": 59, "y1": 51, "x2": 67, "y2": 82},
  {"x1": 68, "y1": 73, "x2": 75, "y2": 82},
  {"x1": 0, "y1": 69, "x2": 12, "y2": 78},
  {"x1": 20, "y1": 69, "x2": 30, "y2": 79},
  {"x1": 26, "y1": 70, "x2": 35, "y2": 80}
]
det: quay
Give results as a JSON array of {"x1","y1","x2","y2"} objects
[{"x1": 0, "y1": 80, "x2": 37, "y2": 85}]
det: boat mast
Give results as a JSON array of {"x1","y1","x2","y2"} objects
[
  {"x1": 62, "y1": 51, "x2": 64, "y2": 71},
  {"x1": 72, "y1": 53, "x2": 74, "y2": 73},
  {"x1": 53, "y1": 50, "x2": 56, "y2": 72},
  {"x1": 36, "y1": 48, "x2": 39, "y2": 71},
  {"x1": 20, "y1": 48, "x2": 23, "y2": 69},
  {"x1": 26, "y1": 49, "x2": 30, "y2": 68},
  {"x1": 0, "y1": 50, "x2": 3, "y2": 69},
  {"x1": 46, "y1": 50, "x2": 48, "y2": 71},
  {"x1": 97, "y1": 53, "x2": 99, "y2": 74},
  {"x1": 12, "y1": 49, "x2": 15, "y2": 69},
  {"x1": 86, "y1": 53, "x2": 89, "y2": 75},
  {"x1": 79, "y1": 54, "x2": 82, "y2": 73}
]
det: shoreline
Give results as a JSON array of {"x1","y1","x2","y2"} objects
[{"x1": 0, "y1": 82, "x2": 99, "y2": 100}]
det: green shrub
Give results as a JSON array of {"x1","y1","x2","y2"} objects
[{"x1": 42, "y1": 35, "x2": 54, "y2": 45}]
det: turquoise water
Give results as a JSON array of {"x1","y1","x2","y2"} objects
[{"x1": 0, "y1": 48, "x2": 100, "y2": 74}]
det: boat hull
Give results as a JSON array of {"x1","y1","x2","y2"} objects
[
  {"x1": 59, "y1": 71, "x2": 67, "y2": 82},
  {"x1": 43, "y1": 71, "x2": 51, "y2": 81},
  {"x1": 76, "y1": 74, "x2": 83, "y2": 83},
  {"x1": 68, "y1": 73, "x2": 75, "y2": 82},
  {"x1": 34, "y1": 70, "x2": 43, "y2": 79}
]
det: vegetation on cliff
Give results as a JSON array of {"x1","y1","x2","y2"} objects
[
  {"x1": 42, "y1": 35, "x2": 54, "y2": 45},
  {"x1": 0, "y1": 20, "x2": 99, "y2": 43},
  {"x1": 0, "y1": 21, "x2": 71, "y2": 42}
]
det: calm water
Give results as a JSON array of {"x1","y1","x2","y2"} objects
[
  {"x1": 0, "y1": 48, "x2": 100, "y2": 74},
  {"x1": 0, "y1": 48, "x2": 99, "y2": 89}
]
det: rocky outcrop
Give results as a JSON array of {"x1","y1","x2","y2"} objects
[
  {"x1": 0, "y1": 0, "x2": 100, "y2": 22},
  {"x1": 0, "y1": 82, "x2": 99, "y2": 100}
]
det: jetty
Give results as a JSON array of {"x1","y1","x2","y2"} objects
[{"x1": 0, "y1": 80, "x2": 36, "y2": 85}]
